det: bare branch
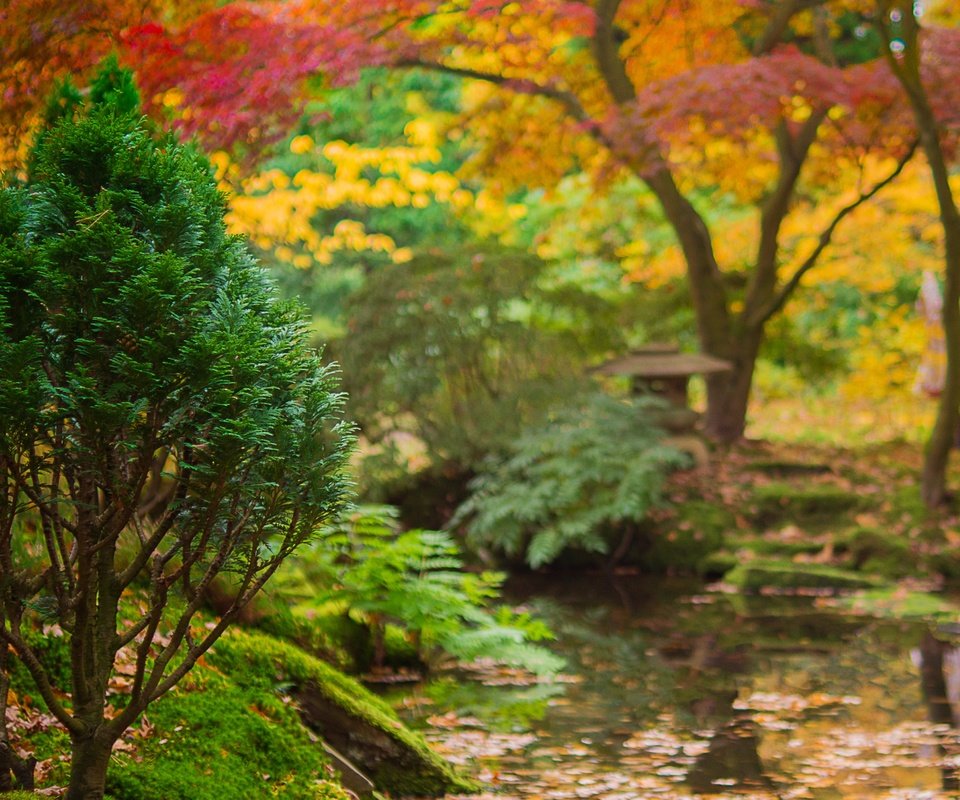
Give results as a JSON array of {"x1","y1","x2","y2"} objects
[{"x1": 745, "y1": 111, "x2": 827, "y2": 319}]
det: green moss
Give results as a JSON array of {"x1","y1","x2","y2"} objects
[
  {"x1": 750, "y1": 483, "x2": 862, "y2": 527},
  {"x1": 23, "y1": 726, "x2": 72, "y2": 788},
  {"x1": 748, "y1": 459, "x2": 832, "y2": 476},
  {"x1": 841, "y1": 588, "x2": 956, "y2": 621},
  {"x1": 728, "y1": 537, "x2": 826, "y2": 558},
  {"x1": 639, "y1": 501, "x2": 731, "y2": 573},
  {"x1": 726, "y1": 560, "x2": 882, "y2": 593},
  {"x1": 108, "y1": 674, "x2": 350, "y2": 800},
  {"x1": 8, "y1": 624, "x2": 72, "y2": 712},
  {"x1": 886, "y1": 484, "x2": 930, "y2": 525},
  {"x1": 696, "y1": 551, "x2": 738, "y2": 578},
  {"x1": 836, "y1": 527, "x2": 916, "y2": 580},
  {"x1": 383, "y1": 623, "x2": 422, "y2": 668},
  {"x1": 208, "y1": 630, "x2": 478, "y2": 796},
  {"x1": 254, "y1": 608, "x2": 370, "y2": 673}
]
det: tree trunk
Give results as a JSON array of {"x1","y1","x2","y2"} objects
[
  {"x1": 66, "y1": 731, "x2": 114, "y2": 800},
  {"x1": 924, "y1": 269, "x2": 960, "y2": 507},
  {"x1": 876, "y1": 7, "x2": 960, "y2": 508},
  {"x1": 916, "y1": 140, "x2": 960, "y2": 509},
  {"x1": 913, "y1": 91, "x2": 960, "y2": 507},
  {"x1": 702, "y1": 326, "x2": 764, "y2": 442}
]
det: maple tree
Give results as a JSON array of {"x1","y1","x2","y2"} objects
[
  {"x1": 5, "y1": 2, "x2": 953, "y2": 442},
  {"x1": 95, "y1": 0, "x2": 928, "y2": 442},
  {"x1": 0, "y1": 1, "x2": 217, "y2": 172}
]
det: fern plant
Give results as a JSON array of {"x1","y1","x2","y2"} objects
[
  {"x1": 453, "y1": 394, "x2": 690, "y2": 568},
  {"x1": 277, "y1": 507, "x2": 563, "y2": 676}
]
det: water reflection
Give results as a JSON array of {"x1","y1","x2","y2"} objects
[
  {"x1": 390, "y1": 575, "x2": 960, "y2": 798},
  {"x1": 686, "y1": 717, "x2": 769, "y2": 794},
  {"x1": 916, "y1": 632, "x2": 960, "y2": 791}
]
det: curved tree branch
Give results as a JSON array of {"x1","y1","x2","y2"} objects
[
  {"x1": 394, "y1": 58, "x2": 590, "y2": 121},
  {"x1": 750, "y1": 137, "x2": 919, "y2": 326}
]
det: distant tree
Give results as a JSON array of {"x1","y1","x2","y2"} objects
[
  {"x1": 875, "y1": 2, "x2": 960, "y2": 507},
  {"x1": 0, "y1": 1, "x2": 929, "y2": 440},
  {"x1": 0, "y1": 64, "x2": 351, "y2": 798},
  {"x1": 112, "y1": 0, "x2": 923, "y2": 441}
]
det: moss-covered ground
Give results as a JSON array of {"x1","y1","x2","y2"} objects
[
  {"x1": 648, "y1": 439, "x2": 960, "y2": 593},
  {"x1": 7, "y1": 618, "x2": 475, "y2": 799}
]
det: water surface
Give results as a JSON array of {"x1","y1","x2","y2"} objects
[{"x1": 390, "y1": 575, "x2": 960, "y2": 799}]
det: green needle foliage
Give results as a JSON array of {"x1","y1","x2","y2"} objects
[
  {"x1": 0, "y1": 62, "x2": 351, "y2": 799},
  {"x1": 278, "y1": 506, "x2": 563, "y2": 676},
  {"x1": 454, "y1": 394, "x2": 690, "y2": 568}
]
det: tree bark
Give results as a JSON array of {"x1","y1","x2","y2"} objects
[
  {"x1": 66, "y1": 730, "x2": 115, "y2": 800},
  {"x1": 876, "y1": 6, "x2": 960, "y2": 506},
  {"x1": 702, "y1": 326, "x2": 765, "y2": 442},
  {"x1": 919, "y1": 126, "x2": 960, "y2": 506},
  {"x1": 924, "y1": 231, "x2": 960, "y2": 507}
]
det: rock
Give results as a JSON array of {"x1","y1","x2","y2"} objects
[
  {"x1": 320, "y1": 741, "x2": 375, "y2": 796},
  {"x1": 835, "y1": 526, "x2": 916, "y2": 580},
  {"x1": 725, "y1": 560, "x2": 882, "y2": 593},
  {"x1": 209, "y1": 630, "x2": 478, "y2": 797},
  {"x1": 750, "y1": 483, "x2": 862, "y2": 528}
]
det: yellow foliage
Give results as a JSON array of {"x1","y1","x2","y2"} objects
[
  {"x1": 162, "y1": 88, "x2": 184, "y2": 108},
  {"x1": 222, "y1": 114, "x2": 477, "y2": 265},
  {"x1": 289, "y1": 135, "x2": 314, "y2": 154},
  {"x1": 927, "y1": 0, "x2": 960, "y2": 25}
]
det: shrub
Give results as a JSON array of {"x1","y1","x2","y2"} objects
[
  {"x1": 337, "y1": 245, "x2": 621, "y2": 481},
  {"x1": 453, "y1": 394, "x2": 689, "y2": 568},
  {"x1": 0, "y1": 63, "x2": 351, "y2": 798}
]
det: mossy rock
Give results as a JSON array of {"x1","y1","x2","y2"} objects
[
  {"x1": 748, "y1": 459, "x2": 833, "y2": 476},
  {"x1": 836, "y1": 527, "x2": 916, "y2": 580},
  {"x1": 926, "y1": 551, "x2": 960, "y2": 582},
  {"x1": 257, "y1": 610, "x2": 373, "y2": 673},
  {"x1": 841, "y1": 588, "x2": 956, "y2": 621},
  {"x1": 108, "y1": 676, "x2": 351, "y2": 800},
  {"x1": 886, "y1": 484, "x2": 930, "y2": 525},
  {"x1": 383, "y1": 623, "x2": 424, "y2": 669},
  {"x1": 696, "y1": 551, "x2": 738, "y2": 579},
  {"x1": 750, "y1": 483, "x2": 862, "y2": 528},
  {"x1": 726, "y1": 560, "x2": 882, "y2": 593},
  {"x1": 208, "y1": 630, "x2": 478, "y2": 796},
  {"x1": 639, "y1": 501, "x2": 732, "y2": 573},
  {"x1": 728, "y1": 536, "x2": 826, "y2": 558}
]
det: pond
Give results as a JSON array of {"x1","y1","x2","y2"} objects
[{"x1": 384, "y1": 575, "x2": 960, "y2": 800}]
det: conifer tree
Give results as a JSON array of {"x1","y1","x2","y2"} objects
[{"x1": 0, "y1": 62, "x2": 352, "y2": 799}]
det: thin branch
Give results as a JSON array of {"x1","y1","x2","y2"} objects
[
  {"x1": 394, "y1": 58, "x2": 590, "y2": 122},
  {"x1": 753, "y1": 0, "x2": 802, "y2": 56},
  {"x1": 745, "y1": 110, "x2": 827, "y2": 318},
  {"x1": 0, "y1": 625, "x2": 81, "y2": 735},
  {"x1": 751, "y1": 138, "x2": 919, "y2": 326},
  {"x1": 592, "y1": 0, "x2": 635, "y2": 104}
]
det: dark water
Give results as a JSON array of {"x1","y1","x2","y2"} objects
[{"x1": 389, "y1": 575, "x2": 960, "y2": 799}]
